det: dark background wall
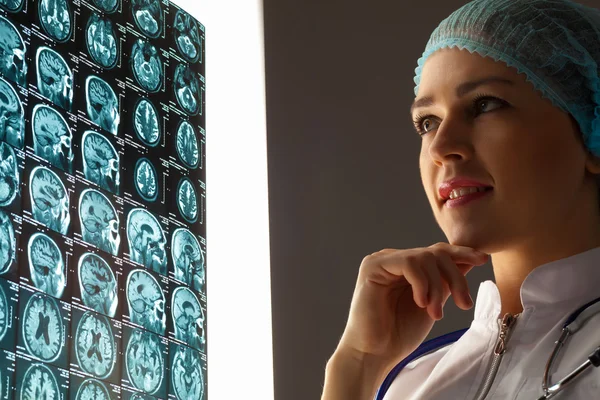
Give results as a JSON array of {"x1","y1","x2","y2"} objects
[{"x1": 262, "y1": 0, "x2": 598, "y2": 399}]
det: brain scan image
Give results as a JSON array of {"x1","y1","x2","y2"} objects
[
  {"x1": 171, "y1": 228, "x2": 204, "y2": 291},
  {"x1": 0, "y1": 210, "x2": 15, "y2": 275},
  {"x1": 171, "y1": 345, "x2": 205, "y2": 400},
  {"x1": 133, "y1": 98, "x2": 160, "y2": 147},
  {"x1": 172, "y1": 287, "x2": 205, "y2": 350},
  {"x1": 38, "y1": 0, "x2": 72, "y2": 42},
  {"x1": 131, "y1": 39, "x2": 162, "y2": 93},
  {"x1": 29, "y1": 166, "x2": 70, "y2": 235},
  {"x1": 31, "y1": 104, "x2": 74, "y2": 173},
  {"x1": 0, "y1": 77, "x2": 24, "y2": 148},
  {"x1": 92, "y1": 0, "x2": 118, "y2": 14},
  {"x1": 0, "y1": 142, "x2": 19, "y2": 207},
  {"x1": 22, "y1": 292, "x2": 65, "y2": 362},
  {"x1": 129, "y1": 394, "x2": 153, "y2": 400},
  {"x1": 78, "y1": 253, "x2": 118, "y2": 318},
  {"x1": 134, "y1": 158, "x2": 158, "y2": 202},
  {"x1": 36, "y1": 47, "x2": 73, "y2": 111},
  {"x1": 0, "y1": 282, "x2": 7, "y2": 342},
  {"x1": 76, "y1": 378, "x2": 111, "y2": 400},
  {"x1": 173, "y1": 10, "x2": 202, "y2": 63},
  {"x1": 126, "y1": 208, "x2": 167, "y2": 274},
  {"x1": 131, "y1": 0, "x2": 163, "y2": 38},
  {"x1": 126, "y1": 269, "x2": 166, "y2": 336},
  {"x1": 0, "y1": 16, "x2": 26, "y2": 87},
  {"x1": 174, "y1": 63, "x2": 201, "y2": 116},
  {"x1": 75, "y1": 311, "x2": 116, "y2": 379},
  {"x1": 86, "y1": 13, "x2": 118, "y2": 69},
  {"x1": 176, "y1": 120, "x2": 199, "y2": 169},
  {"x1": 177, "y1": 177, "x2": 198, "y2": 223},
  {"x1": 0, "y1": 0, "x2": 23, "y2": 12},
  {"x1": 27, "y1": 233, "x2": 66, "y2": 299},
  {"x1": 82, "y1": 131, "x2": 120, "y2": 194},
  {"x1": 20, "y1": 363, "x2": 60, "y2": 400},
  {"x1": 79, "y1": 189, "x2": 120, "y2": 256},
  {"x1": 126, "y1": 328, "x2": 164, "y2": 394},
  {"x1": 86, "y1": 76, "x2": 120, "y2": 136}
]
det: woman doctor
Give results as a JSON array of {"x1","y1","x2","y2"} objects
[{"x1": 321, "y1": 0, "x2": 600, "y2": 399}]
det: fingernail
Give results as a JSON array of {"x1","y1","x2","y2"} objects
[{"x1": 467, "y1": 294, "x2": 474, "y2": 307}]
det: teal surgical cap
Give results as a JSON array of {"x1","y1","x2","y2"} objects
[{"x1": 413, "y1": 0, "x2": 600, "y2": 156}]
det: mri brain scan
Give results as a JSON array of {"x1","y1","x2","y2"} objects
[
  {"x1": 127, "y1": 208, "x2": 167, "y2": 274},
  {"x1": 172, "y1": 287, "x2": 205, "y2": 350},
  {"x1": 75, "y1": 311, "x2": 116, "y2": 379},
  {"x1": 134, "y1": 158, "x2": 158, "y2": 202},
  {"x1": 0, "y1": 283, "x2": 7, "y2": 342},
  {"x1": 79, "y1": 189, "x2": 120, "y2": 256},
  {"x1": 38, "y1": 0, "x2": 72, "y2": 42},
  {"x1": 171, "y1": 345, "x2": 204, "y2": 400},
  {"x1": 86, "y1": 13, "x2": 118, "y2": 69},
  {"x1": 22, "y1": 292, "x2": 65, "y2": 362},
  {"x1": 36, "y1": 47, "x2": 73, "y2": 111},
  {"x1": 134, "y1": 98, "x2": 160, "y2": 146},
  {"x1": 174, "y1": 63, "x2": 201, "y2": 116},
  {"x1": 86, "y1": 75, "x2": 120, "y2": 136},
  {"x1": 131, "y1": 39, "x2": 162, "y2": 93},
  {"x1": 131, "y1": 0, "x2": 162, "y2": 38},
  {"x1": 173, "y1": 10, "x2": 202, "y2": 63},
  {"x1": 92, "y1": 0, "x2": 118, "y2": 14},
  {"x1": 82, "y1": 131, "x2": 120, "y2": 194},
  {"x1": 0, "y1": 209, "x2": 15, "y2": 275},
  {"x1": 0, "y1": 141, "x2": 19, "y2": 207},
  {"x1": 126, "y1": 329, "x2": 164, "y2": 394},
  {"x1": 20, "y1": 363, "x2": 60, "y2": 400},
  {"x1": 29, "y1": 166, "x2": 70, "y2": 235},
  {"x1": 126, "y1": 269, "x2": 166, "y2": 336},
  {"x1": 0, "y1": 0, "x2": 23, "y2": 12},
  {"x1": 76, "y1": 378, "x2": 111, "y2": 400},
  {"x1": 176, "y1": 120, "x2": 199, "y2": 169},
  {"x1": 171, "y1": 228, "x2": 204, "y2": 291},
  {"x1": 177, "y1": 177, "x2": 198, "y2": 223},
  {"x1": 0, "y1": 16, "x2": 26, "y2": 87},
  {"x1": 27, "y1": 233, "x2": 66, "y2": 299},
  {"x1": 78, "y1": 253, "x2": 118, "y2": 318},
  {"x1": 0, "y1": 77, "x2": 24, "y2": 149},
  {"x1": 31, "y1": 104, "x2": 74, "y2": 173}
]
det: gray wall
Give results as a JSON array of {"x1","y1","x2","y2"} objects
[{"x1": 263, "y1": 0, "x2": 597, "y2": 399}]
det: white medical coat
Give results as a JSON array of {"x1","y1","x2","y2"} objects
[{"x1": 382, "y1": 246, "x2": 600, "y2": 399}]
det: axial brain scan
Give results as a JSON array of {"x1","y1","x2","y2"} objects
[
  {"x1": 79, "y1": 189, "x2": 120, "y2": 256},
  {"x1": 0, "y1": 77, "x2": 24, "y2": 149},
  {"x1": 76, "y1": 378, "x2": 111, "y2": 400},
  {"x1": 177, "y1": 177, "x2": 198, "y2": 223},
  {"x1": 172, "y1": 287, "x2": 205, "y2": 350},
  {"x1": 36, "y1": 47, "x2": 73, "y2": 111},
  {"x1": 0, "y1": 141, "x2": 19, "y2": 207},
  {"x1": 92, "y1": 0, "x2": 118, "y2": 14},
  {"x1": 22, "y1": 292, "x2": 65, "y2": 362},
  {"x1": 78, "y1": 252, "x2": 118, "y2": 318},
  {"x1": 171, "y1": 345, "x2": 205, "y2": 400},
  {"x1": 27, "y1": 233, "x2": 66, "y2": 299},
  {"x1": 0, "y1": 0, "x2": 23, "y2": 12},
  {"x1": 171, "y1": 228, "x2": 204, "y2": 292},
  {"x1": 134, "y1": 98, "x2": 160, "y2": 146},
  {"x1": 131, "y1": 0, "x2": 163, "y2": 38},
  {"x1": 134, "y1": 158, "x2": 158, "y2": 202},
  {"x1": 29, "y1": 166, "x2": 70, "y2": 235},
  {"x1": 82, "y1": 131, "x2": 120, "y2": 194},
  {"x1": 176, "y1": 120, "x2": 199, "y2": 169},
  {"x1": 20, "y1": 363, "x2": 60, "y2": 400},
  {"x1": 31, "y1": 104, "x2": 74, "y2": 173},
  {"x1": 75, "y1": 311, "x2": 116, "y2": 379},
  {"x1": 0, "y1": 283, "x2": 7, "y2": 342},
  {"x1": 38, "y1": 0, "x2": 72, "y2": 42},
  {"x1": 86, "y1": 13, "x2": 118, "y2": 69},
  {"x1": 0, "y1": 16, "x2": 26, "y2": 87},
  {"x1": 86, "y1": 75, "x2": 120, "y2": 136},
  {"x1": 173, "y1": 10, "x2": 202, "y2": 63},
  {"x1": 0, "y1": 209, "x2": 15, "y2": 275},
  {"x1": 131, "y1": 39, "x2": 162, "y2": 93},
  {"x1": 126, "y1": 208, "x2": 167, "y2": 274},
  {"x1": 174, "y1": 63, "x2": 200, "y2": 116},
  {"x1": 126, "y1": 328, "x2": 164, "y2": 394},
  {"x1": 126, "y1": 269, "x2": 166, "y2": 336}
]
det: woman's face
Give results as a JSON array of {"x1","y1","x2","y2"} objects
[{"x1": 415, "y1": 48, "x2": 600, "y2": 253}]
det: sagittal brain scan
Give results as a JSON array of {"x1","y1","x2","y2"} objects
[
  {"x1": 126, "y1": 208, "x2": 167, "y2": 274},
  {"x1": 172, "y1": 228, "x2": 204, "y2": 291},
  {"x1": 131, "y1": 39, "x2": 162, "y2": 93},
  {"x1": 27, "y1": 233, "x2": 66, "y2": 298},
  {"x1": 0, "y1": 77, "x2": 24, "y2": 148},
  {"x1": 0, "y1": 16, "x2": 26, "y2": 87},
  {"x1": 38, "y1": 0, "x2": 72, "y2": 42},
  {"x1": 20, "y1": 363, "x2": 60, "y2": 400},
  {"x1": 79, "y1": 189, "x2": 120, "y2": 256},
  {"x1": 86, "y1": 13, "x2": 118, "y2": 69},
  {"x1": 126, "y1": 328, "x2": 164, "y2": 394},
  {"x1": 126, "y1": 269, "x2": 166, "y2": 336},
  {"x1": 131, "y1": 0, "x2": 163, "y2": 38},
  {"x1": 177, "y1": 177, "x2": 198, "y2": 223},
  {"x1": 176, "y1": 120, "x2": 199, "y2": 169},
  {"x1": 86, "y1": 75, "x2": 120, "y2": 136},
  {"x1": 31, "y1": 104, "x2": 74, "y2": 173},
  {"x1": 76, "y1": 378, "x2": 111, "y2": 400},
  {"x1": 0, "y1": 282, "x2": 7, "y2": 342},
  {"x1": 0, "y1": 209, "x2": 15, "y2": 275},
  {"x1": 0, "y1": 0, "x2": 23, "y2": 13},
  {"x1": 82, "y1": 131, "x2": 120, "y2": 194},
  {"x1": 172, "y1": 287, "x2": 205, "y2": 350},
  {"x1": 174, "y1": 63, "x2": 201, "y2": 116},
  {"x1": 75, "y1": 311, "x2": 116, "y2": 379},
  {"x1": 134, "y1": 158, "x2": 158, "y2": 202},
  {"x1": 36, "y1": 47, "x2": 73, "y2": 111},
  {"x1": 172, "y1": 345, "x2": 205, "y2": 400},
  {"x1": 22, "y1": 292, "x2": 65, "y2": 362},
  {"x1": 78, "y1": 253, "x2": 118, "y2": 318},
  {"x1": 133, "y1": 98, "x2": 160, "y2": 147},
  {"x1": 29, "y1": 166, "x2": 70, "y2": 235},
  {"x1": 174, "y1": 10, "x2": 202, "y2": 63},
  {"x1": 0, "y1": 141, "x2": 19, "y2": 207},
  {"x1": 92, "y1": 0, "x2": 118, "y2": 14}
]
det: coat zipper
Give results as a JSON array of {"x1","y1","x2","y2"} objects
[{"x1": 473, "y1": 313, "x2": 520, "y2": 400}]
